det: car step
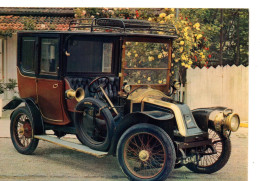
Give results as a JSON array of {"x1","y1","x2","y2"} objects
[{"x1": 34, "y1": 135, "x2": 108, "y2": 158}]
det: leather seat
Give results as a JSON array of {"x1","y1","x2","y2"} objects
[{"x1": 65, "y1": 76, "x2": 120, "y2": 103}]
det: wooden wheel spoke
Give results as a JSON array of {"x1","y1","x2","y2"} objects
[
  {"x1": 123, "y1": 132, "x2": 166, "y2": 179},
  {"x1": 145, "y1": 135, "x2": 153, "y2": 148},
  {"x1": 152, "y1": 148, "x2": 164, "y2": 155},
  {"x1": 137, "y1": 134, "x2": 145, "y2": 150},
  {"x1": 150, "y1": 140, "x2": 161, "y2": 150},
  {"x1": 130, "y1": 138, "x2": 141, "y2": 151},
  {"x1": 150, "y1": 155, "x2": 163, "y2": 166},
  {"x1": 127, "y1": 146, "x2": 139, "y2": 156}
]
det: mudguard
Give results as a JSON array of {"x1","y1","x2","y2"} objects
[
  {"x1": 108, "y1": 111, "x2": 174, "y2": 155},
  {"x1": 3, "y1": 98, "x2": 44, "y2": 135},
  {"x1": 192, "y1": 107, "x2": 227, "y2": 132}
]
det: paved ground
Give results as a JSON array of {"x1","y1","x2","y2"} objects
[{"x1": 0, "y1": 117, "x2": 248, "y2": 181}]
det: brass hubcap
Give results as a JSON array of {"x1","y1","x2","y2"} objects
[
  {"x1": 139, "y1": 150, "x2": 149, "y2": 161},
  {"x1": 18, "y1": 127, "x2": 24, "y2": 135}
]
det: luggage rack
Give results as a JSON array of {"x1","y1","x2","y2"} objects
[{"x1": 68, "y1": 18, "x2": 177, "y2": 36}]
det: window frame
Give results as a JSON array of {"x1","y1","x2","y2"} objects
[
  {"x1": 39, "y1": 37, "x2": 60, "y2": 76},
  {"x1": 17, "y1": 33, "x2": 62, "y2": 80},
  {"x1": 122, "y1": 37, "x2": 172, "y2": 86},
  {"x1": 18, "y1": 36, "x2": 38, "y2": 77},
  {"x1": 37, "y1": 34, "x2": 61, "y2": 79}
]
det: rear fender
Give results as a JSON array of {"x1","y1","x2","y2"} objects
[{"x1": 4, "y1": 98, "x2": 44, "y2": 135}]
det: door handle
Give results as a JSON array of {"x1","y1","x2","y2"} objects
[{"x1": 53, "y1": 83, "x2": 58, "y2": 88}]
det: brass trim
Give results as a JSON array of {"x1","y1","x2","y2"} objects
[
  {"x1": 127, "y1": 87, "x2": 169, "y2": 103},
  {"x1": 40, "y1": 110, "x2": 63, "y2": 122},
  {"x1": 100, "y1": 87, "x2": 119, "y2": 115},
  {"x1": 65, "y1": 87, "x2": 85, "y2": 102},
  {"x1": 142, "y1": 97, "x2": 187, "y2": 136},
  {"x1": 53, "y1": 83, "x2": 58, "y2": 88},
  {"x1": 65, "y1": 51, "x2": 70, "y2": 56}
]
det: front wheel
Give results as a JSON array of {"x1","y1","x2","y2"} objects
[
  {"x1": 186, "y1": 128, "x2": 231, "y2": 174},
  {"x1": 10, "y1": 107, "x2": 39, "y2": 155},
  {"x1": 117, "y1": 123, "x2": 176, "y2": 181}
]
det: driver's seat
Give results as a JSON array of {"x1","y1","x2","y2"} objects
[{"x1": 65, "y1": 76, "x2": 120, "y2": 104}]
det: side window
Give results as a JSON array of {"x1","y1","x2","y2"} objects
[
  {"x1": 67, "y1": 38, "x2": 113, "y2": 73},
  {"x1": 40, "y1": 38, "x2": 59, "y2": 75},
  {"x1": 21, "y1": 37, "x2": 36, "y2": 73}
]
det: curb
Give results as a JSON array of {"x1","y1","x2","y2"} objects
[{"x1": 240, "y1": 123, "x2": 248, "y2": 128}]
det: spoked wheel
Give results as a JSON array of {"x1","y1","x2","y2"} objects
[
  {"x1": 186, "y1": 128, "x2": 231, "y2": 174},
  {"x1": 117, "y1": 123, "x2": 175, "y2": 181},
  {"x1": 10, "y1": 107, "x2": 39, "y2": 155}
]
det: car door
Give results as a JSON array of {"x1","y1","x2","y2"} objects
[{"x1": 36, "y1": 37, "x2": 64, "y2": 123}]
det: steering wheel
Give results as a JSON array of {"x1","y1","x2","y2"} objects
[{"x1": 88, "y1": 76, "x2": 110, "y2": 93}]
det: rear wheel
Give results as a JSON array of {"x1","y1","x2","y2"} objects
[
  {"x1": 117, "y1": 123, "x2": 175, "y2": 181},
  {"x1": 10, "y1": 107, "x2": 39, "y2": 155},
  {"x1": 186, "y1": 128, "x2": 231, "y2": 174}
]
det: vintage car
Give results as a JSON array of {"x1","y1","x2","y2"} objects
[{"x1": 4, "y1": 18, "x2": 240, "y2": 181}]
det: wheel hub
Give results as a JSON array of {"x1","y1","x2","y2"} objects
[
  {"x1": 139, "y1": 150, "x2": 149, "y2": 161},
  {"x1": 23, "y1": 122, "x2": 32, "y2": 138},
  {"x1": 18, "y1": 127, "x2": 24, "y2": 135}
]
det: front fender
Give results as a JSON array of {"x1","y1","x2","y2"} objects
[
  {"x1": 192, "y1": 107, "x2": 227, "y2": 132},
  {"x1": 4, "y1": 98, "x2": 44, "y2": 135},
  {"x1": 108, "y1": 111, "x2": 174, "y2": 155}
]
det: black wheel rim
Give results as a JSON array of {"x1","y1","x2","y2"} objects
[
  {"x1": 199, "y1": 128, "x2": 223, "y2": 167},
  {"x1": 13, "y1": 113, "x2": 33, "y2": 148},
  {"x1": 123, "y1": 132, "x2": 166, "y2": 179}
]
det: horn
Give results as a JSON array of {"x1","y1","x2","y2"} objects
[{"x1": 65, "y1": 87, "x2": 85, "y2": 102}]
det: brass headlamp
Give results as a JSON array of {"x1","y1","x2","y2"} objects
[{"x1": 210, "y1": 109, "x2": 240, "y2": 132}]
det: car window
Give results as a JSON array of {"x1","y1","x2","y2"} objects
[
  {"x1": 66, "y1": 38, "x2": 113, "y2": 73},
  {"x1": 20, "y1": 37, "x2": 36, "y2": 73},
  {"x1": 40, "y1": 38, "x2": 59, "y2": 75}
]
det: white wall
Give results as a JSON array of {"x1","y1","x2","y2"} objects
[
  {"x1": 186, "y1": 65, "x2": 248, "y2": 122},
  {"x1": 5, "y1": 34, "x2": 17, "y2": 82},
  {"x1": 2, "y1": 34, "x2": 18, "y2": 102}
]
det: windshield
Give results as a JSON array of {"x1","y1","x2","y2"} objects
[{"x1": 123, "y1": 41, "x2": 170, "y2": 85}]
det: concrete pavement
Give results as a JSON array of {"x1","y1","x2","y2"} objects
[
  {"x1": 0, "y1": 117, "x2": 10, "y2": 138},
  {"x1": 0, "y1": 115, "x2": 248, "y2": 181}
]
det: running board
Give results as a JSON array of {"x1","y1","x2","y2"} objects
[{"x1": 34, "y1": 135, "x2": 108, "y2": 158}]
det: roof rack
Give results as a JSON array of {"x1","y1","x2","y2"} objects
[{"x1": 68, "y1": 18, "x2": 177, "y2": 36}]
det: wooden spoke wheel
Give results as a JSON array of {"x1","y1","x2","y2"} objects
[
  {"x1": 10, "y1": 107, "x2": 39, "y2": 155},
  {"x1": 117, "y1": 123, "x2": 175, "y2": 181},
  {"x1": 124, "y1": 133, "x2": 166, "y2": 178}
]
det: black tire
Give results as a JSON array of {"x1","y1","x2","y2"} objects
[
  {"x1": 76, "y1": 134, "x2": 84, "y2": 144},
  {"x1": 117, "y1": 123, "x2": 176, "y2": 181},
  {"x1": 10, "y1": 107, "x2": 39, "y2": 155},
  {"x1": 75, "y1": 97, "x2": 115, "y2": 151},
  {"x1": 186, "y1": 128, "x2": 231, "y2": 174}
]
